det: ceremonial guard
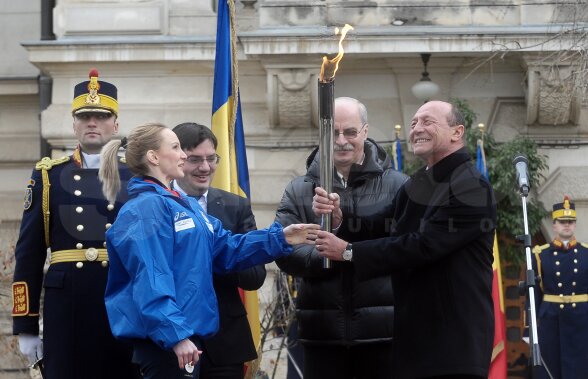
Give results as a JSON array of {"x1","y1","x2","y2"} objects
[
  {"x1": 11, "y1": 70, "x2": 137, "y2": 379},
  {"x1": 532, "y1": 196, "x2": 588, "y2": 379}
]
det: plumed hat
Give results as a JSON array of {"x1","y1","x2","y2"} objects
[{"x1": 71, "y1": 68, "x2": 118, "y2": 116}]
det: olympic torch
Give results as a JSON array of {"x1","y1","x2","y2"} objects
[{"x1": 318, "y1": 24, "x2": 353, "y2": 269}]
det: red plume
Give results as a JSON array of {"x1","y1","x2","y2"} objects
[{"x1": 88, "y1": 68, "x2": 99, "y2": 78}]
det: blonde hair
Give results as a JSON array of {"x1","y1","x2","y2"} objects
[{"x1": 99, "y1": 123, "x2": 168, "y2": 204}]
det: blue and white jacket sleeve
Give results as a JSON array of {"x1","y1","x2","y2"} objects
[{"x1": 210, "y1": 219, "x2": 292, "y2": 274}]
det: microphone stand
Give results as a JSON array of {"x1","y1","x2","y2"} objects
[{"x1": 516, "y1": 186, "x2": 542, "y2": 378}]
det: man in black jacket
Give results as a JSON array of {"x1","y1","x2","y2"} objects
[
  {"x1": 315, "y1": 100, "x2": 497, "y2": 379},
  {"x1": 172, "y1": 122, "x2": 265, "y2": 379},
  {"x1": 275, "y1": 97, "x2": 407, "y2": 379}
]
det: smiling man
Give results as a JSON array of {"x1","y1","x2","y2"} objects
[
  {"x1": 172, "y1": 122, "x2": 265, "y2": 379},
  {"x1": 12, "y1": 69, "x2": 138, "y2": 379},
  {"x1": 314, "y1": 100, "x2": 497, "y2": 379}
]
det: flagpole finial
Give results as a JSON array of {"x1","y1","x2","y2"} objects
[
  {"x1": 394, "y1": 124, "x2": 401, "y2": 140},
  {"x1": 478, "y1": 123, "x2": 485, "y2": 134}
]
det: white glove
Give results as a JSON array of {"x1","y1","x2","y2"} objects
[{"x1": 18, "y1": 334, "x2": 43, "y2": 364}]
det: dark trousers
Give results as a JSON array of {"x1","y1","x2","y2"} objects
[
  {"x1": 133, "y1": 338, "x2": 203, "y2": 379},
  {"x1": 302, "y1": 342, "x2": 394, "y2": 379},
  {"x1": 199, "y1": 353, "x2": 243, "y2": 379},
  {"x1": 423, "y1": 376, "x2": 484, "y2": 379}
]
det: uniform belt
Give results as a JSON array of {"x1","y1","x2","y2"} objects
[
  {"x1": 50, "y1": 248, "x2": 108, "y2": 264},
  {"x1": 543, "y1": 294, "x2": 588, "y2": 303}
]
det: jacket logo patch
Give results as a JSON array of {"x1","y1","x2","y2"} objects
[
  {"x1": 174, "y1": 218, "x2": 195, "y2": 232},
  {"x1": 174, "y1": 211, "x2": 188, "y2": 221},
  {"x1": 23, "y1": 188, "x2": 33, "y2": 210}
]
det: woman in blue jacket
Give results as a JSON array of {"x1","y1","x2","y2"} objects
[{"x1": 99, "y1": 123, "x2": 319, "y2": 379}]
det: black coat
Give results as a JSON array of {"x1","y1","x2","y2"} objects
[
  {"x1": 12, "y1": 149, "x2": 136, "y2": 379},
  {"x1": 202, "y1": 187, "x2": 266, "y2": 368},
  {"x1": 352, "y1": 148, "x2": 496, "y2": 378},
  {"x1": 275, "y1": 139, "x2": 407, "y2": 345}
]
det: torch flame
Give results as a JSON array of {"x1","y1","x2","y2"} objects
[{"x1": 320, "y1": 24, "x2": 354, "y2": 82}]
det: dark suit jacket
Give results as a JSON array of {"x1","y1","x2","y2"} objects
[
  {"x1": 352, "y1": 148, "x2": 497, "y2": 378},
  {"x1": 203, "y1": 187, "x2": 266, "y2": 367}
]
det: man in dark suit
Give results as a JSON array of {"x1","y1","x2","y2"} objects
[
  {"x1": 315, "y1": 100, "x2": 497, "y2": 379},
  {"x1": 172, "y1": 122, "x2": 266, "y2": 379}
]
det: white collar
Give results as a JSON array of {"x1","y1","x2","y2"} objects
[
  {"x1": 172, "y1": 180, "x2": 208, "y2": 201},
  {"x1": 336, "y1": 171, "x2": 347, "y2": 188},
  {"x1": 81, "y1": 152, "x2": 101, "y2": 169}
]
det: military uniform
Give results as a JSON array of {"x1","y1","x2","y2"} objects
[
  {"x1": 532, "y1": 197, "x2": 588, "y2": 379},
  {"x1": 11, "y1": 70, "x2": 138, "y2": 379}
]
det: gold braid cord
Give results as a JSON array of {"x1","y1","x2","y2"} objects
[
  {"x1": 41, "y1": 169, "x2": 50, "y2": 247},
  {"x1": 35, "y1": 156, "x2": 70, "y2": 247},
  {"x1": 532, "y1": 245, "x2": 547, "y2": 293}
]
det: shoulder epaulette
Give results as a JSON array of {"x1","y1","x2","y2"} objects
[
  {"x1": 532, "y1": 243, "x2": 550, "y2": 254},
  {"x1": 119, "y1": 156, "x2": 126, "y2": 164},
  {"x1": 35, "y1": 156, "x2": 70, "y2": 171},
  {"x1": 581, "y1": 243, "x2": 588, "y2": 249}
]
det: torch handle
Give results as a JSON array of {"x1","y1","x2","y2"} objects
[
  {"x1": 319, "y1": 117, "x2": 333, "y2": 269},
  {"x1": 318, "y1": 79, "x2": 335, "y2": 269}
]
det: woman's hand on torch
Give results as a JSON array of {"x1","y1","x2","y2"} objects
[
  {"x1": 313, "y1": 187, "x2": 343, "y2": 229},
  {"x1": 283, "y1": 223, "x2": 321, "y2": 245},
  {"x1": 315, "y1": 230, "x2": 348, "y2": 261}
]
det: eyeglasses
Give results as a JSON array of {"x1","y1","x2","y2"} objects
[
  {"x1": 185, "y1": 154, "x2": 221, "y2": 166},
  {"x1": 334, "y1": 124, "x2": 366, "y2": 139}
]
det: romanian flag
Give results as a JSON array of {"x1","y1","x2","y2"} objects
[
  {"x1": 392, "y1": 138, "x2": 403, "y2": 172},
  {"x1": 476, "y1": 140, "x2": 507, "y2": 379},
  {"x1": 476, "y1": 139, "x2": 488, "y2": 179},
  {"x1": 211, "y1": 0, "x2": 259, "y2": 376}
]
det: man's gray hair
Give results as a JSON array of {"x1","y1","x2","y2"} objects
[{"x1": 336, "y1": 97, "x2": 368, "y2": 125}]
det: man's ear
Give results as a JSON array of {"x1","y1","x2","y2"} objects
[{"x1": 452, "y1": 124, "x2": 465, "y2": 141}]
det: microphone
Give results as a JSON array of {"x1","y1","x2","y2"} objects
[{"x1": 513, "y1": 154, "x2": 530, "y2": 196}]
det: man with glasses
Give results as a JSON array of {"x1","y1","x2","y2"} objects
[
  {"x1": 275, "y1": 97, "x2": 407, "y2": 379},
  {"x1": 172, "y1": 122, "x2": 265, "y2": 379},
  {"x1": 315, "y1": 100, "x2": 497, "y2": 379},
  {"x1": 12, "y1": 69, "x2": 138, "y2": 379},
  {"x1": 531, "y1": 196, "x2": 588, "y2": 379}
]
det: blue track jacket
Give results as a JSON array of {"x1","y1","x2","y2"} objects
[{"x1": 105, "y1": 177, "x2": 292, "y2": 350}]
